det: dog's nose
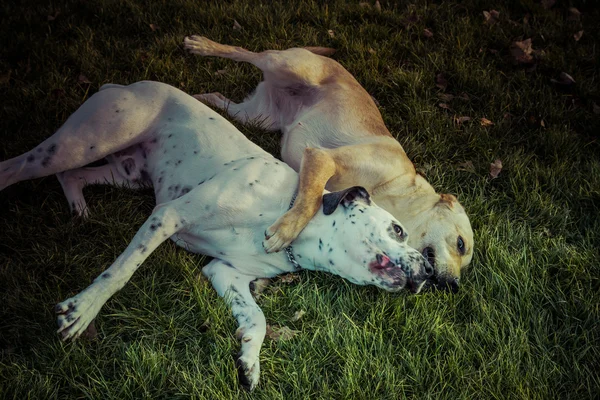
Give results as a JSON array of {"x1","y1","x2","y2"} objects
[
  {"x1": 449, "y1": 278, "x2": 459, "y2": 294},
  {"x1": 422, "y1": 261, "x2": 434, "y2": 277}
]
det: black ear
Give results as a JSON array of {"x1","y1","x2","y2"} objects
[{"x1": 322, "y1": 186, "x2": 371, "y2": 215}]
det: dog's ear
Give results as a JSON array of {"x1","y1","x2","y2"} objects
[{"x1": 322, "y1": 186, "x2": 371, "y2": 215}]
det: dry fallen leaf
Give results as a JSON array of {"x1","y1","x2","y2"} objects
[
  {"x1": 457, "y1": 92, "x2": 470, "y2": 101},
  {"x1": 327, "y1": 29, "x2": 335, "y2": 38},
  {"x1": 480, "y1": 117, "x2": 494, "y2": 126},
  {"x1": 279, "y1": 273, "x2": 300, "y2": 284},
  {"x1": 540, "y1": 119, "x2": 546, "y2": 128},
  {"x1": 457, "y1": 161, "x2": 475, "y2": 173},
  {"x1": 593, "y1": 102, "x2": 600, "y2": 115},
  {"x1": 78, "y1": 74, "x2": 91, "y2": 84},
  {"x1": 374, "y1": 1, "x2": 381, "y2": 11},
  {"x1": 423, "y1": 28, "x2": 434, "y2": 38},
  {"x1": 368, "y1": 48, "x2": 376, "y2": 54},
  {"x1": 215, "y1": 69, "x2": 227, "y2": 76},
  {"x1": 510, "y1": 38, "x2": 535, "y2": 64},
  {"x1": 250, "y1": 278, "x2": 271, "y2": 295},
  {"x1": 490, "y1": 159, "x2": 503, "y2": 179},
  {"x1": 568, "y1": 7, "x2": 581, "y2": 22},
  {"x1": 439, "y1": 93, "x2": 454, "y2": 102},
  {"x1": 266, "y1": 325, "x2": 299, "y2": 341},
  {"x1": 541, "y1": 0, "x2": 556, "y2": 9},
  {"x1": 454, "y1": 116, "x2": 471, "y2": 124},
  {"x1": 233, "y1": 19, "x2": 242, "y2": 31},
  {"x1": 435, "y1": 73, "x2": 448, "y2": 90},
  {"x1": 292, "y1": 310, "x2": 306, "y2": 321},
  {"x1": 574, "y1": 30, "x2": 584, "y2": 41},
  {"x1": 483, "y1": 10, "x2": 500, "y2": 25},
  {"x1": 551, "y1": 72, "x2": 575, "y2": 85},
  {"x1": 149, "y1": 24, "x2": 160, "y2": 31},
  {"x1": 438, "y1": 103, "x2": 451, "y2": 110}
]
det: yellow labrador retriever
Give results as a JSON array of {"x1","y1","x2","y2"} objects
[{"x1": 184, "y1": 36, "x2": 473, "y2": 292}]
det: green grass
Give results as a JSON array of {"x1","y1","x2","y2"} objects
[{"x1": 1, "y1": 0, "x2": 599, "y2": 398}]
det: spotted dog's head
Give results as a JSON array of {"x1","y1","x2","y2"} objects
[{"x1": 301, "y1": 187, "x2": 433, "y2": 293}]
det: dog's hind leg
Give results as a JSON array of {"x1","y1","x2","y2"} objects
[
  {"x1": 0, "y1": 84, "x2": 156, "y2": 191},
  {"x1": 56, "y1": 163, "x2": 144, "y2": 217},
  {"x1": 184, "y1": 36, "x2": 330, "y2": 129},
  {"x1": 203, "y1": 259, "x2": 266, "y2": 391}
]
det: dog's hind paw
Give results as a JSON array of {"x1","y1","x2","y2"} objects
[{"x1": 236, "y1": 355, "x2": 260, "y2": 391}]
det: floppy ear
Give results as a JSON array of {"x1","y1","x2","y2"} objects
[{"x1": 322, "y1": 186, "x2": 371, "y2": 215}]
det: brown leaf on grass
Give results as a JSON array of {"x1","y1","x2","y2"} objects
[
  {"x1": 454, "y1": 115, "x2": 471, "y2": 124},
  {"x1": 540, "y1": 119, "x2": 546, "y2": 128},
  {"x1": 435, "y1": 73, "x2": 448, "y2": 90},
  {"x1": 523, "y1": 14, "x2": 530, "y2": 25},
  {"x1": 374, "y1": 1, "x2": 381, "y2": 11},
  {"x1": 551, "y1": 72, "x2": 575, "y2": 85},
  {"x1": 480, "y1": 117, "x2": 494, "y2": 126},
  {"x1": 149, "y1": 24, "x2": 160, "y2": 31},
  {"x1": 266, "y1": 325, "x2": 299, "y2": 341},
  {"x1": 47, "y1": 11, "x2": 60, "y2": 21},
  {"x1": 483, "y1": 10, "x2": 500, "y2": 25},
  {"x1": 438, "y1": 103, "x2": 451, "y2": 110},
  {"x1": 439, "y1": 93, "x2": 454, "y2": 102},
  {"x1": 233, "y1": 19, "x2": 242, "y2": 31},
  {"x1": 368, "y1": 47, "x2": 376, "y2": 54},
  {"x1": 279, "y1": 273, "x2": 300, "y2": 284},
  {"x1": 423, "y1": 28, "x2": 434, "y2": 38},
  {"x1": 541, "y1": 0, "x2": 556, "y2": 9},
  {"x1": 359, "y1": 2, "x2": 371, "y2": 8},
  {"x1": 457, "y1": 92, "x2": 470, "y2": 101},
  {"x1": 510, "y1": 38, "x2": 535, "y2": 64},
  {"x1": 574, "y1": 30, "x2": 583, "y2": 41},
  {"x1": 0, "y1": 70, "x2": 11, "y2": 85},
  {"x1": 327, "y1": 29, "x2": 335, "y2": 38},
  {"x1": 568, "y1": 7, "x2": 581, "y2": 22},
  {"x1": 78, "y1": 74, "x2": 91, "y2": 84},
  {"x1": 457, "y1": 161, "x2": 475, "y2": 173},
  {"x1": 81, "y1": 320, "x2": 98, "y2": 340},
  {"x1": 250, "y1": 278, "x2": 271, "y2": 296},
  {"x1": 214, "y1": 69, "x2": 227, "y2": 76},
  {"x1": 593, "y1": 102, "x2": 600, "y2": 114},
  {"x1": 490, "y1": 159, "x2": 503, "y2": 179},
  {"x1": 503, "y1": 112, "x2": 513, "y2": 120},
  {"x1": 292, "y1": 310, "x2": 306, "y2": 321}
]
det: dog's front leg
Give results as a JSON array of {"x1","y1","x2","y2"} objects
[
  {"x1": 203, "y1": 259, "x2": 266, "y2": 391},
  {"x1": 263, "y1": 147, "x2": 336, "y2": 252},
  {"x1": 55, "y1": 203, "x2": 188, "y2": 341}
]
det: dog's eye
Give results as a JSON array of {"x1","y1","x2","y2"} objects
[
  {"x1": 393, "y1": 224, "x2": 403, "y2": 236},
  {"x1": 457, "y1": 236, "x2": 465, "y2": 255}
]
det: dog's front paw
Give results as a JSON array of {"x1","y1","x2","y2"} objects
[
  {"x1": 263, "y1": 214, "x2": 304, "y2": 253},
  {"x1": 55, "y1": 292, "x2": 102, "y2": 341},
  {"x1": 236, "y1": 354, "x2": 260, "y2": 391}
]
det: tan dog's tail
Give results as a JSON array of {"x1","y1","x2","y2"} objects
[{"x1": 303, "y1": 47, "x2": 336, "y2": 57}]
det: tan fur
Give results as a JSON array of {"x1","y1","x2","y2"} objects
[{"x1": 184, "y1": 36, "x2": 475, "y2": 286}]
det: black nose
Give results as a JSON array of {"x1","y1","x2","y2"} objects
[
  {"x1": 422, "y1": 261, "x2": 434, "y2": 277},
  {"x1": 449, "y1": 278, "x2": 459, "y2": 294}
]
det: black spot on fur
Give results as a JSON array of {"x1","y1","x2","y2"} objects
[
  {"x1": 168, "y1": 117, "x2": 173, "y2": 121},
  {"x1": 41, "y1": 157, "x2": 51, "y2": 167},
  {"x1": 158, "y1": 176, "x2": 163, "y2": 183},
  {"x1": 198, "y1": 180, "x2": 205, "y2": 185},
  {"x1": 47, "y1": 144, "x2": 57, "y2": 154},
  {"x1": 168, "y1": 134, "x2": 173, "y2": 138},
  {"x1": 173, "y1": 145, "x2": 177, "y2": 149},
  {"x1": 89, "y1": 145, "x2": 95, "y2": 150},
  {"x1": 194, "y1": 151, "x2": 198, "y2": 154},
  {"x1": 219, "y1": 251, "x2": 226, "y2": 256},
  {"x1": 151, "y1": 138, "x2": 158, "y2": 144},
  {"x1": 332, "y1": 220, "x2": 336, "y2": 227},
  {"x1": 138, "y1": 244, "x2": 147, "y2": 253},
  {"x1": 150, "y1": 224, "x2": 157, "y2": 231},
  {"x1": 26, "y1": 154, "x2": 35, "y2": 162},
  {"x1": 209, "y1": 117, "x2": 215, "y2": 120},
  {"x1": 319, "y1": 239, "x2": 323, "y2": 251},
  {"x1": 329, "y1": 260, "x2": 335, "y2": 266},
  {"x1": 102, "y1": 273, "x2": 111, "y2": 279}
]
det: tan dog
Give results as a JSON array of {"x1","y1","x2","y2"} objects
[{"x1": 184, "y1": 36, "x2": 474, "y2": 292}]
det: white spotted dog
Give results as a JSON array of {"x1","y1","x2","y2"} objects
[
  {"x1": 184, "y1": 36, "x2": 475, "y2": 293},
  {"x1": 0, "y1": 81, "x2": 433, "y2": 391}
]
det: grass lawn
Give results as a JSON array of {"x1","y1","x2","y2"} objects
[{"x1": 1, "y1": 0, "x2": 599, "y2": 398}]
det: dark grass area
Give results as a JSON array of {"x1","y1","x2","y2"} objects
[{"x1": 1, "y1": 0, "x2": 599, "y2": 398}]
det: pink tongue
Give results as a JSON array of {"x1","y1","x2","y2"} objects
[{"x1": 378, "y1": 255, "x2": 391, "y2": 267}]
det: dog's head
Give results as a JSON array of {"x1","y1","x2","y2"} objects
[
  {"x1": 299, "y1": 187, "x2": 433, "y2": 293},
  {"x1": 399, "y1": 193, "x2": 474, "y2": 293}
]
